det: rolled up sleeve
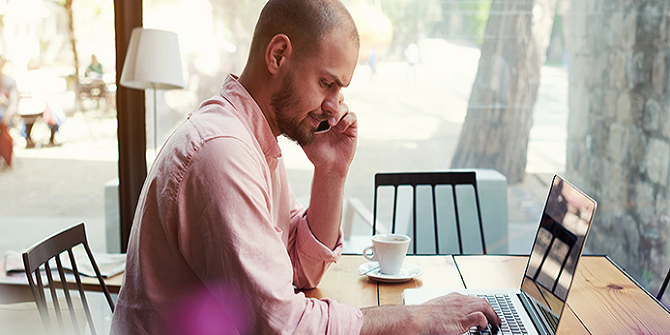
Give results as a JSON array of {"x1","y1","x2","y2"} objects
[
  {"x1": 289, "y1": 212, "x2": 344, "y2": 289},
  {"x1": 112, "y1": 76, "x2": 364, "y2": 335},
  {"x1": 179, "y1": 138, "x2": 362, "y2": 334}
]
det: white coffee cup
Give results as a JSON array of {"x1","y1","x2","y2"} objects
[{"x1": 362, "y1": 234, "x2": 411, "y2": 275}]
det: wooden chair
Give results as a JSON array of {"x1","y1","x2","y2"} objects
[
  {"x1": 658, "y1": 266, "x2": 670, "y2": 301},
  {"x1": 372, "y1": 171, "x2": 487, "y2": 254},
  {"x1": 22, "y1": 222, "x2": 114, "y2": 335}
]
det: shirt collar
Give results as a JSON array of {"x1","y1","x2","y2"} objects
[{"x1": 219, "y1": 74, "x2": 281, "y2": 170}]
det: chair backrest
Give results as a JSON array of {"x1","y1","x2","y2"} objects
[
  {"x1": 22, "y1": 222, "x2": 114, "y2": 335},
  {"x1": 658, "y1": 266, "x2": 670, "y2": 301},
  {"x1": 372, "y1": 171, "x2": 487, "y2": 254}
]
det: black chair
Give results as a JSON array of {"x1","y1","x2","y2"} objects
[
  {"x1": 372, "y1": 171, "x2": 487, "y2": 254},
  {"x1": 22, "y1": 223, "x2": 115, "y2": 335},
  {"x1": 658, "y1": 266, "x2": 670, "y2": 301}
]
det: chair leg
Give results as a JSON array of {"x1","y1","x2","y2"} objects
[
  {"x1": 412, "y1": 186, "x2": 417, "y2": 255},
  {"x1": 372, "y1": 189, "x2": 378, "y2": 235},
  {"x1": 391, "y1": 186, "x2": 398, "y2": 234},
  {"x1": 452, "y1": 186, "x2": 463, "y2": 255},
  {"x1": 431, "y1": 186, "x2": 439, "y2": 254},
  {"x1": 473, "y1": 187, "x2": 487, "y2": 254}
]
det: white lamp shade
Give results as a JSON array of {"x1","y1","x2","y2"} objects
[{"x1": 120, "y1": 27, "x2": 185, "y2": 90}]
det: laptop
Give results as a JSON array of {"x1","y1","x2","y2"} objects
[{"x1": 403, "y1": 175, "x2": 597, "y2": 335}]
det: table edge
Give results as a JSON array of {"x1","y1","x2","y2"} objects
[{"x1": 595, "y1": 254, "x2": 670, "y2": 314}]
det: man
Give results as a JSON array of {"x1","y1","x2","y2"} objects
[
  {"x1": 0, "y1": 56, "x2": 18, "y2": 167},
  {"x1": 85, "y1": 54, "x2": 103, "y2": 78},
  {"x1": 111, "y1": 0, "x2": 500, "y2": 334}
]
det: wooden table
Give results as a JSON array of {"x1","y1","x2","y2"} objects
[
  {"x1": 304, "y1": 254, "x2": 670, "y2": 334},
  {"x1": 0, "y1": 260, "x2": 123, "y2": 303},
  {"x1": 4, "y1": 253, "x2": 669, "y2": 333}
]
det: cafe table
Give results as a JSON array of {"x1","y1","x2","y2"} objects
[
  {"x1": 302, "y1": 254, "x2": 670, "y2": 334},
  {"x1": 4, "y1": 254, "x2": 670, "y2": 334},
  {"x1": 0, "y1": 259, "x2": 124, "y2": 303}
]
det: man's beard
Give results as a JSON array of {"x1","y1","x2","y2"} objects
[{"x1": 270, "y1": 71, "x2": 325, "y2": 146}]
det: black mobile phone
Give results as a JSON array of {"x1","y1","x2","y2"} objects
[{"x1": 315, "y1": 120, "x2": 331, "y2": 134}]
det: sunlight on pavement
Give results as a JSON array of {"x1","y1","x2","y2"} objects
[{"x1": 12, "y1": 112, "x2": 118, "y2": 162}]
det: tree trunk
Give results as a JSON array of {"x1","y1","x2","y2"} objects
[
  {"x1": 450, "y1": 0, "x2": 557, "y2": 184},
  {"x1": 64, "y1": 0, "x2": 81, "y2": 108}
]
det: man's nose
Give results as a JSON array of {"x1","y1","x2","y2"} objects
[{"x1": 322, "y1": 91, "x2": 345, "y2": 120}]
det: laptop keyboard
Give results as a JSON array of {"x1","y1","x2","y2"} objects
[
  {"x1": 537, "y1": 303, "x2": 559, "y2": 332},
  {"x1": 468, "y1": 294, "x2": 528, "y2": 335}
]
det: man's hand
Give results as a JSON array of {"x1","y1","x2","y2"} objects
[
  {"x1": 360, "y1": 292, "x2": 501, "y2": 335},
  {"x1": 302, "y1": 95, "x2": 358, "y2": 177},
  {"x1": 416, "y1": 293, "x2": 502, "y2": 334},
  {"x1": 303, "y1": 93, "x2": 357, "y2": 249}
]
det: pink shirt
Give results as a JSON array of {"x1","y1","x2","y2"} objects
[{"x1": 111, "y1": 75, "x2": 363, "y2": 335}]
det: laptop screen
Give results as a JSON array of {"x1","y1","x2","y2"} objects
[{"x1": 520, "y1": 175, "x2": 596, "y2": 320}]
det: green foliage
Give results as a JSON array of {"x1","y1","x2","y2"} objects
[
  {"x1": 463, "y1": 0, "x2": 492, "y2": 44},
  {"x1": 435, "y1": 0, "x2": 492, "y2": 44},
  {"x1": 382, "y1": 0, "x2": 442, "y2": 39},
  {"x1": 380, "y1": 0, "x2": 442, "y2": 59},
  {"x1": 380, "y1": 0, "x2": 492, "y2": 57},
  {"x1": 640, "y1": 268, "x2": 656, "y2": 292}
]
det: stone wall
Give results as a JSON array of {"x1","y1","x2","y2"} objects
[{"x1": 566, "y1": 0, "x2": 670, "y2": 295}]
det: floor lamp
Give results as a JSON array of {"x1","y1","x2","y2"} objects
[{"x1": 119, "y1": 27, "x2": 184, "y2": 160}]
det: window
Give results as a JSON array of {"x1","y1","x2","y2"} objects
[{"x1": 0, "y1": 0, "x2": 117, "y2": 257}]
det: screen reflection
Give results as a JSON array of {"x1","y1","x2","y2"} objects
[{"x1": 521, "y1": 176, "x2": 596, "y2": 318}]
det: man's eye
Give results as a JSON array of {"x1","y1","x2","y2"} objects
[{"x1": 321, "y1": 80, "x2": 331, "y2": 88}]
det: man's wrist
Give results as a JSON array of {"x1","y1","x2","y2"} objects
[
  {"x1": 313, "y1": 166, "x2": 349, "y2": 180},
  {"x1": 360, "y1": 305, "x2": 421, "y2": 335}
]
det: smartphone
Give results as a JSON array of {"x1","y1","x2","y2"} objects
[{"x1": 315, "y1": 120, "x2": 331, "y2": 134}]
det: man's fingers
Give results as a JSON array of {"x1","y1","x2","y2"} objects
[
  {"x1": 464, "y1": 311, "x2": 489, "y2": 331},
  {"x1": 328, "y1": 101, "x2": 350, "y2": 126},
  {"x1": 460, "y1": 296, "x2": 500, "y2": 325},
  {"x1": 332, "y1": 110, "x2": 357, "y2": 134},
  {"x1": 480, "y1": 299, "x2": 502, "y2": 327},
  {"x1": 461, "y1": 295, "x2": 501, "y2": 331}
]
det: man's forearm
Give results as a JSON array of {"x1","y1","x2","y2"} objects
[
  {"x1": 306, "y1": 168, "x2": 346, "y2": 250},
  {"x1": 360, "y1": 306, "x2": 421, "y2": 335}
]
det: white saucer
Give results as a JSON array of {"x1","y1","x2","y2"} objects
[{"x1": 358, "y1": 262, "x2": 423, "y2": 283}]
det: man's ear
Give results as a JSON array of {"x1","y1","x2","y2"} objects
[{"x1": 265, "y1": 34, "x2": 292, "y2": 76}]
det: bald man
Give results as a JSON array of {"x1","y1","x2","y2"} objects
[{"x1": 111, "y1": 1, "x2": 500, "y2": 334}]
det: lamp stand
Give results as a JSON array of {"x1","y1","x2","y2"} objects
[{"x1": 152, "y1": 83, "x2": 158, "y2": 158}]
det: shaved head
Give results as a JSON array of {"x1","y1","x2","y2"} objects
[{"x1": 248, "y1": 0, "x2": 359, "y2": 63}]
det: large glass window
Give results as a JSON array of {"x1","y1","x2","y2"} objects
[
  {"x1": 0, "y1": 0, "x2": 117, "y2": 258},
  {"x1": 136, "y1": 0, "x2": 556, "y2": 258}
]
